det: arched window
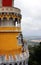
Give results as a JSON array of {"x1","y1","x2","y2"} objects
[
  {"x1": 13, "y1": 18, "x2": 18, "y2": 26},
  {"x1": 15, "y1": 18, "x2": 18, "y2": 22}
]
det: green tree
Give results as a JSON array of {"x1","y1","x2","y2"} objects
[{"x1": 28, "y1": 42, "x2": 41, "y2": 65}]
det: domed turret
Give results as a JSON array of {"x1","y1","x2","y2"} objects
[{"x1": 0, "y1": 0, "x2": 29, "y2": 65}]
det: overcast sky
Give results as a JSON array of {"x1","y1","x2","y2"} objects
[{"x1": 15, "y1": 0, "x2": 41, "y2": 36}]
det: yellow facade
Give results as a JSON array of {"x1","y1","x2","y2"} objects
[
  {"x1": 0, "y1": 0, "x2": 22, "y2": 60},
  {"x1": 0, "y1": 27, "x2": 22, "y2": 59},
  {"x1": 0, "y1": 27, "x2": 21, "y2": 31}
]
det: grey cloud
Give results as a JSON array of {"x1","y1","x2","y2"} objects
[{"x1": 15, "y1": 0, "x2": 41, "y2": 36}]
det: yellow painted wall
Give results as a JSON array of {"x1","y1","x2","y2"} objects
[
  {"x1": 0, "y1": 27, "x2": 21, "y2": 31},
  {"x1": 0, "y1": 27, "x2": 22, "y2": 56}
]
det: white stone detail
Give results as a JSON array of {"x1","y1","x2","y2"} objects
[{"x1": 0, "y1": 7, "x2": 21, "y2": 14}]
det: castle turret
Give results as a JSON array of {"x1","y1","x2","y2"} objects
[{"x1": 0, "y1": 0, "x2": 29, "y2": 65}]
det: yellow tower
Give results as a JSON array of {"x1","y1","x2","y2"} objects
[{"x1": 0, "y1": 0, "x2": 29, "y2": 65}]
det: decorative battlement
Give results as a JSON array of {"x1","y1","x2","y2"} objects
[
  {"x1": 0, "y1": 7, "x2": 21, "y2": 20},
  {"x1": 0, "y1": 51, "x2": 29, "y2": 64},
  {"x1": 0, "y1": 7, "x2": 21, "y2": 14},
  {"x1": 0, "y1": 13, "x2": 21, "y2": 21},
  {"x1": 0, "y1": 7, "x2": 21, "y2": 27}
]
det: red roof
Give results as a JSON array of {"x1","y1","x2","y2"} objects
[{"x1": 2, "y1": 0, "x2": 12, "y2": 7}]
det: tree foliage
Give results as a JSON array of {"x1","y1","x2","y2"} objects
[{"x1": 28, "y1": 42, "x2": 41, "y2": 65}]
